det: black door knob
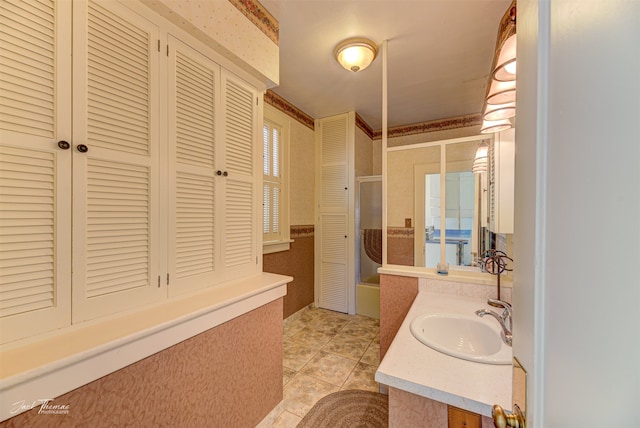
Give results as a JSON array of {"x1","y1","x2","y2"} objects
[
  {"x1": 77, "y1": 144, "x2": 88, "y2": 153},
  {"x1": 57, "y1": 141, "x2": 70, "y2": 150}
]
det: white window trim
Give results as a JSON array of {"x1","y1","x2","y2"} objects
[{"x1": 263, "y1": 104, "x2": 291, "y2": 253}]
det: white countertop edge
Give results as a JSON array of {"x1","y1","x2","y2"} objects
[
  {"x1": 375, "y1": 290, "x2": 512, "y2": 418},
  {"x1": 375, "y1": 371, "x2": 493, "y2": 417},
  {"x1": 0, "y1": 272, "x2": 291, "y2": 422},
  {"x1": 378, "y1": 265, "x2": 513, "y2": 288}
]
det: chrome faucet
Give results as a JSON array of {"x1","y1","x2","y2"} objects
[{"x1": 475, "y1": 299, "x2": 512, "y2": 346}]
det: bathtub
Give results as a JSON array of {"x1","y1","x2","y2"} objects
[{"x1": 356, "y1": 281, "x2": 380, "y2": 319}]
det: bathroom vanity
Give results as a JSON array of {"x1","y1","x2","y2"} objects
[{"x1": 375, "y1": 286, "x2": 512, "y2": 427}]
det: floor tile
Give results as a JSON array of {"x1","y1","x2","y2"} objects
[
  {"x1": 350, "y1": 314, "x2": 380, "y2": 328},
  {"x1": 283, "y1": 366, "x2": 297, "y2": 386},
  {"x1": 340, "y1": 322, "x2": 379, "y2": 340},
  {"x1": 309, "y1": 316, "x2": 350, "y2": 334},
  {"x1": 283, "y1": 319, "x2": 306, "y2": 338},
  {"x1": 360, "y1": 341, "x2": 381, "y2": 366},
  {"x1": 289, "y1": 327, "x2": 335, "y2": 350},
  {"x1": 283, "y1": 373, "x2": 339, "y2": 418},
  {"x1": 342, "y1": 362, "x2": 379, "y2": 392},
  {"x1": 322, "y1": 333, "x2": 372, "y2": 361},
  {"x1": 283, "y1": 340, "x2": 317, "y2": 371},
  {"x1": 270, "y1": 410, "x2": 301, "y2": 428},
  {"x1": 300, "y1": 350, "x2": 358, "y2": 387}
]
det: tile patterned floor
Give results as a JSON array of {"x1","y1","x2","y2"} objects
[{"x1": 270, "y1": 306, "x2": 381, "y2": 427}]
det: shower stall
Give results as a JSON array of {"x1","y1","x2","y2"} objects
[{"x1": 356, "y1": 176, "x2": 382, "y2": 318}]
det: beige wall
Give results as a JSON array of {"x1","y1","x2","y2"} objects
[
  {"x1": 355, "y1": 126, "x2": 374, "y2": 177},
  {"x1": 387, "y1": 146, "x2": 440, "y2": 228},
  {"x1": 141, "y1": 0, "x2": 279, "y2": 85},
  {"x1": 264, "y1": 112, "x2": 315, "y2": 319},
  {"x1": 289, "y1": 121, "x2": 315, "y2": 225}
]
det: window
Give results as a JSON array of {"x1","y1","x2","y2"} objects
[{"x1": 263, "y1": 104, "x2": 290, "y2": 253}]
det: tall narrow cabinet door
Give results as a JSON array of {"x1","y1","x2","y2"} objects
[
  {"x1": 0, "y1": 0, "x2": 72, "y2": 343},
  {"x1": 167, "y1": 35, "x2": 220, "y2": 296},
  {"x1": 219, "y1": 71, "x2": 259, "y2": 281},
  {"x1": 315, "y1": 113, "x2": 353, "y2": 313},
  {"x1": 72, "y1": 0, "x2": 162, "y2": 321}
]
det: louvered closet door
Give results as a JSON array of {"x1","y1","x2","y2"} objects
[
  {"x1": 0, "y1": 0, "x2": 72, "y2": 343},
  {"x1": 219, "y1": 71, "x2": 259, "y2": 281},
  {"x1": 167, "y1": 35, "x2": 220, "y2": 296},
  {"x1": 71, "y1": 0, "x2": 161, "y2": 322},
  {"x1": 316, "y1": 115, "x2": 349, "y2": 313}
]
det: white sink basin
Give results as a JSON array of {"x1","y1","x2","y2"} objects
[{"x1": 410, "y1": 313, "x2": 512, "y2": 365}]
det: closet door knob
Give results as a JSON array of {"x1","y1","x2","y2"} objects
[
  {"x1": 57, "y1": 141, "x2": 70, "y2": 150},
  {"x1": 216, "y1": 170, "x2": 223, "y2": 176},
  {"x1": 222, "y1": 171, "x2": 228, "y2": 177},
  {"x1": 77, "y1": 144, "x2": 88, "y2": 153}
]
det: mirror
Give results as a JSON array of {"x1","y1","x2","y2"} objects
[{"x1": 385, "y1": 135, "x2": 511, "y2": 273}]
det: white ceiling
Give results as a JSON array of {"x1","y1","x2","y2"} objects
[{"x1": 260, "y1": 0, "x2": 511, "y2": 130}]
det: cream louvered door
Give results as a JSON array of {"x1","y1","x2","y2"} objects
[
  {"x1": 219, "y1": 71, "x2": 259, "y2": 281},
  {"x1": 71, "y1": 0, "x2": 162, "y2": 321},
  {"x1": 315, "y1": 113, "x2": 354, "y2": 313},
  {"x1": 168, "y1": 35, "x2": 220, "y2": 296},
  {"x1": 0, "y1": 0, "x2": 72, "y2": 343}
]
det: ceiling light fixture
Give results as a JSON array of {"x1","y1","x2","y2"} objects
[{"x1": 334, "y1": 37, "x2": 379, "y2": 73}]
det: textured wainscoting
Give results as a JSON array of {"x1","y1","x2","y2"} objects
[
  {"x1": 379, "y1": 274, "x2": 419, "y2": 359},
  {"x1": 387, "y1": 227, "x2": 414, "y2": 266},
  {"x1": 264, "y1": 225, "x2": 314, "y2": 319},
  {"x1": 0, "y1": 300, "x2": 283, "y2": 428}
]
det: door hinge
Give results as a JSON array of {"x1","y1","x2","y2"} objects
[
  {"x1": 157, "y1": 275, "x2": 161, "y2": 288},
  {"x1": 157, "y1": 39, "x2": 160, "y2": 52},
  {"x1": 256, "y1": 256, "x2": 258, "y2": 264},
  {"x1": 256, "y1": 97, "x2": 259, "y2": 106},
  {"x1": 167, "y1": 44, "x2": 169, "y2": 56},
  {"x1": 167, "y1": 273, "x2": 170, "y2": 285}
]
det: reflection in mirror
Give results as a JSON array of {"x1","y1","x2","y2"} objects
[
  {"x1": 387, "y1": 136, "x2": 506, "y2": 273},
  {"x1": 387, "y1": 145, "x2": 440, "y2": 266},
  {"x1": 422, "y1": 171, "x2": 475, "y2": 268},
  {"x1": 444, "y1": 141, "x2": 484, "y2": 269}
]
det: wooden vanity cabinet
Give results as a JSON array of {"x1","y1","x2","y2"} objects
[{"x1": 448, "y1": 405, "x2": 482, "y2": 428}]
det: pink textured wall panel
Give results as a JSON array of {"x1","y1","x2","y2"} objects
[
  {"x1": 379, "y1": 274, "x2": 418, "y2": 359},
  {"x1": 388, "y1": 387, "x2": 447, "y2": 428},
  {"x1": 386, "y1": 237, "x2": 414, "y2": 266},
  {"x1": 1, "y1": 299, "x2": 283, "y2": 428},
  {"x1": 263, "y1": 228, "x2": 314, "y2": 319}
]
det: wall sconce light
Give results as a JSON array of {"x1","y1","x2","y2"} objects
[
  {"x1": 480, "y1": 118, "x2": 512, "y2": 134},
  {"x1": 481, "y1": 1, "x2": 516, "y2": 134},
  {"x1": 472, "y1": 141, "x2": 490, "y2": 173},
  {"x1": 492, "y1": 34, "x2": 517, "y2": 82},
  {"x1": 486, "y1": 79, "x2": 516, "y2": 105},
  {"x1": 334, "y1": 38, "x2": 379, "y2": 72},
  {"x1": 483, "y1": 101, "x2": 516, "y2": 121}
]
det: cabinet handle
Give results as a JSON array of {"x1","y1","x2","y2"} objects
[
  {"x1": 77, "y1": 144, "x2": 88, "y2": 153},
  {"x1": 216, "y1": 170, "x2": 222, "y2": 176},
  {"x1": 223, "y1": 171, "x2": 228, "y2": 177},
  {"x1": 492, "y1": 404, "x2": 526, "y2": 428},
  {"x1": 57, "y1": 141, "x2": 70, "y2": 150}
]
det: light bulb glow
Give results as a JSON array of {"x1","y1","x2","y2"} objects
[{"x1": 334, "y1": 38, "x2": 378, "y2": 73}]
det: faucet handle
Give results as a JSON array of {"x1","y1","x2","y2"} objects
[{"x1": 488, "y1": 298, "x2": 511, "y2": 310}]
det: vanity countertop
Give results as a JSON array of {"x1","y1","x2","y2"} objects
[{"x1": 375, "y1": 290, "x2": 512, "y2": 417}]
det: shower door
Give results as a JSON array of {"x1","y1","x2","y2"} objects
[{"x1": 357, "y1": 177, "x2": 382, "y2": 284}]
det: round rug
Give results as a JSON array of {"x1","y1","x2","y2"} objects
[{"x1": 297, "y1": 389, "x2": 388, "y2": 428}]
